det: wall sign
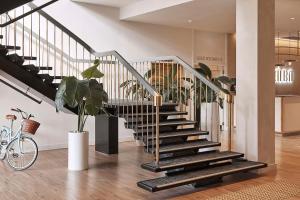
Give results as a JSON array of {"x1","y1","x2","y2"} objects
[
  {"x1": 196, "y1": 56, "x2": 223, "y2": 63},
  {"x1": 275, "y1": 66, "x2": 294, "y2": 84}
]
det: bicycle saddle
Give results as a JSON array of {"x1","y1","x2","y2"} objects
[{"x1": 6, "y1": 115, "x2": 17, "y2": 121}]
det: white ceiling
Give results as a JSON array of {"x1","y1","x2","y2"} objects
[
  {"x1": 72, "y1": 0, "x2": 140, "y2": 8},
  {"x1": 123, "y1": 0, "x2": 236, "y2": 33},
  {"x1": 72, "y1": 0, "x2": 300, "y2": 33}
]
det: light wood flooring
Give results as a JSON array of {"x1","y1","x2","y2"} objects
[{"x1": 0, "y1": 134, "x2": 299, "y2": 200}]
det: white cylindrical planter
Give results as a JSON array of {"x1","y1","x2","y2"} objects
[{"x1": 68, "y1": 131, "x2": 89, "y2": 171}]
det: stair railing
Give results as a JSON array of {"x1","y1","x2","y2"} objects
[
  {"x1": 130, "y1": 56, "x2": 233, "y2": 150},
  {"x1": 0, "y1": 2, "x2": 163, "y2": 163}
]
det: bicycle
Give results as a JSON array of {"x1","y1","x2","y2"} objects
[{"x1": 0, "y1": 108, "x2": 40, "y2": 170}]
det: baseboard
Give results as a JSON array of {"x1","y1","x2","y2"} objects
[
  {"x1": 119, "y1": 136, "x2": 134, "y2": 142},
  {"x1": 276, "y1": 131, "x2": 300, "y2": 137},
  {"x1": 38, "y1": 143, "x2": 68, "y2": 151},
  {"x1": 38, "y1": 137, "x2": 134, "y2": 151}
]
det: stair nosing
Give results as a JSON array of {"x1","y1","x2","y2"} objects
[
  {"x1": 158, "y1": 140, "x2": 221, "y2": 154},
  {"x1": 142, "y1": 152, "x2": 244, "y2": 172},
  {"x1": 138, "y1": 161, "x2": 267, "y2": 192},
  {"x1": 136, "y1": 120, "x2": 197, "y2": 128},
  {"x1": 124, "y1": 111, "x2": 188, "y2": 117},
  {"x1": 155, "y1": 163, "x2": 266, "y2": 190}
]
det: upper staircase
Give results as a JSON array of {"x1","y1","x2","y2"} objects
[
  {"x1": 0, "y1": 1, "x2": 267, "y2": 193},
  {"x1": 0, "y1": 0, "x2": 32, "y2": 15}
]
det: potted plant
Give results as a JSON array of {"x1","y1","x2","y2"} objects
[
  {"x1": 194, "y1": 63, "x2": 236, "y2": 133},
  {"x1": 55, "y1": 59, "x2": 108, "y2": 171}
]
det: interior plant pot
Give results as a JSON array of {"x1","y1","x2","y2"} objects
[{"x1": 68, "y1": 131, "x2": 89, "y2": 171}]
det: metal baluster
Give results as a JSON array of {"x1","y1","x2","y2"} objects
[
  {"x1": 5, "y1": 13, "x2": 8, "y2": 46},
  {"x1": 177, "y1": 63, "x2": 179, "y2": 103},
  {"x1": 189, "y1": 72, "x2": 192, "y2": 120},
  {"x1": 205, "y1": 85, "x2": 208, "y2": 132},
  {"x1": 75, "y1": 41, "x2": 78, "y2": 78},
  {"x1": 30, "y1": 10, "x2": 33, "y2": 60},
  {"x1": 131, "y1": 72, "x2": 134, "y2": 130},
  {"x1": 46, "y1": 20, "x2": 49, "y2": 70},
  {"x1": 60, "y1": 30, "x2": 63, "y2": 78},
  {"x1": 199, "y1": 81, "x2": 202, "y2": 130},
  {"x1": 38, "y1": 14, "x2": 40, "y2": 70},
  {"x1": 22, "y1": 7, "x2": 25, "y2": 57},
  {"x1": 140, "y1": 62, "x2": 144, "y2": 142},
  {"x1": 68, "y1": 36, "x2": 70, "y2": 76},
  {"x1": 194, "y1": 76, "x2": 196, "y2": 122},
  {"x1": 122, "y1": 62, "x2": 125, "y2": 117},
  {"x1": 158, "y1": 61, "x2": 161, "y2": 94},
  {"x1": 13, "y1": 9, "x2": 16, "y2": 54},
  {"x1": 126, "y1": 68, "x2": 129, "y2": 129},
  {"x1": 146, "y1": 91, "x2": 149, "y2": 152},
  {"x1": 117, "y1": 60, "x2": 120, "y2": 116},
  {"x1": 155, "y1": 97, "x2": 160, "y2": 165},
  {"x1": 54, "y1": 26, "x2": 56, "y2": 78},
  {"x1": 211, "y1": 89, "x2": 213, "y2": 141}
]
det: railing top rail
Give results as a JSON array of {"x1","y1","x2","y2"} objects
[
  {"x1": 95, "y1": 51, "x2": 159, "y2": 97},
  {"x1": 0, "y1": 0, "x2": 58, "y2": 28},
  {"x1": 28, "y1": 2, "x2": 94, "y2": 53},
  {"x1": 27, "y1": 3, "x2": 160, "y2": 98},
  {"x1": 131, "y1": 56, "x2": 221, "y2": 94}
]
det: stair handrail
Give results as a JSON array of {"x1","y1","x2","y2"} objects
[
  {"x1": 0, "y1": 78, "x2": 42, "y2": 104},
  {"x1": 131, "y1": 56, "x2": 222, "y2": 95},
  {"x1": 0, "y1": 0, "x2": 58, "y2": 28},
  {"x1": 27, "y1": 3, "x2": 160, "y2": 98}
]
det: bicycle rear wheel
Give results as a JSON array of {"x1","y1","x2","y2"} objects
[
  {"x1": 0, "y1": 129, "x2": 9, "y2": 160},
  {"x1": 6, "y1": 136, "x2": 38, "y2": 170}
]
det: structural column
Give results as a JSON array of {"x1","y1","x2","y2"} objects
[{"x1": 236, "y1": 0, "x2": 275, "y2": 165}]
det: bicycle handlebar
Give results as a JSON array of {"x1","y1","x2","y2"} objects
[{"x1": 11, "y1": 108, "x2": 34, "y2": 119}]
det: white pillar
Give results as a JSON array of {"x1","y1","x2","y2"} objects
[{"x1": 236, "y1": 0, "x2": 275, "y2": 165}]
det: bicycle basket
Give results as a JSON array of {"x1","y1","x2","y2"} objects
[{"x1": 22, "y1": 119, "x2": 40, "y2": 135}]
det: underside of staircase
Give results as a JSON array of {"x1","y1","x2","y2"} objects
[{"x1": 0, "y1": 0, "x2": 32, "y2": 15}]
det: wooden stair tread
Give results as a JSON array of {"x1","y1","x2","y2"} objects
[
  {"x1": 137, "y1": 160, "x2": 267, "y2": 192},
  {"x1": 123, "y1": 111, "x2": 188, "y2": 118},
  {"x1": 142, "y1": 151, "x2": 244, "y2": 172},
  {"x1": 143, "y1": 129, "x2": 209, "y2": 140},
  {"x1": 155, "y1": 139, "x2": 221, "y2": 154},
  {"x1": 135, "y1": 118, "x2": 197, "y2": 128}
]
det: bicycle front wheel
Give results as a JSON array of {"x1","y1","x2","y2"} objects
[{"x1": 6, "y1": 136, "x2": 38, "y2": 171}]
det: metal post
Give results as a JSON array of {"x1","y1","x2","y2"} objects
[
  {"x1": 154, "y1": 95, "x2": 162, "y2": 165},
  {"x1": 227, "y1": 94, "x2": 233, "y2": 151}
]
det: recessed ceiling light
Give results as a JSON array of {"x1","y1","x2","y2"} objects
[
  {"x1": 187, "y1": 19, "x2": 192, "y2": 23},
  {"x1": 290, "y1": 17, "x2": 296, "y2": 20}
]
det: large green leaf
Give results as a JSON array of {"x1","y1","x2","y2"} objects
[
  {"x1": 55, "y1": 76, "x2": 89, "y2": 111},
  {"x1": 85, "y1": 79, "x2": 108, "y2": 115},
  {"x1": 81, "y1": 59, "x2": 104, "y2": 79},
  {"x1": 196, "y1": 63, "x2": 212, "y2": 79}
]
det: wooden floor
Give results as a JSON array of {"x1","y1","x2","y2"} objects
[{"x1": 0, "y1": 135, "x2": 300, "y2": 200}]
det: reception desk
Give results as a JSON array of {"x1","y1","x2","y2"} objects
[{"x1": 275, "y1": 95, "x2": 300, "y2": 135}]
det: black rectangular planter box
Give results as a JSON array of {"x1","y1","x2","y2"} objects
[{"x1": 95, "y1": 115, "x2": 118, "y2": 154}]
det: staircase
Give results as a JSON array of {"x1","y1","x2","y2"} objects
[
  {"x1": 120, "y1": 102, "x2": 266, "y2": 192},
  {"x1": 0, "y1": 1, "x2": 267, "y2": 194}
]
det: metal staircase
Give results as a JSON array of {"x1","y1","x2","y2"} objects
[{"x1": 0, "y1": 1, "x2": 267, "y2": 193}]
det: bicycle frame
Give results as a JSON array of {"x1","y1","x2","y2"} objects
[{"x1": 1, "y1": 119, "x2": 28, "y2": 157}]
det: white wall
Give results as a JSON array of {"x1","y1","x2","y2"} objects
[
  {"x1": 0, "y1": 0, "x2": 227, "y2": 150},
  {"x1": 0, "y1": 73, "x2": 94, "y2": 150}
]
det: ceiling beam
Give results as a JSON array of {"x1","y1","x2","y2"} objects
[{"x1": 120, "y1": 0, "x2": 193, "y2": 20}]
